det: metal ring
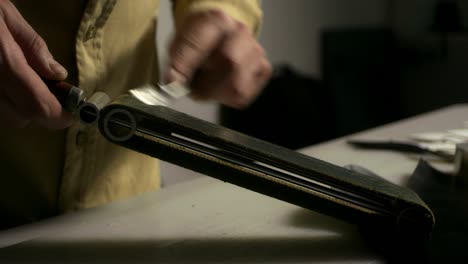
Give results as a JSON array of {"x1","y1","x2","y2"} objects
[
  {"x1": 103, "y1": 109, "x2": 137, "y2": 142},
  {"x1": 78, "y1": 103, "x2": 100, "y2": 124}
]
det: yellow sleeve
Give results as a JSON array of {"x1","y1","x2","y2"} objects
[{"x1": 171, "y1": 0, "x2": 263, "y2": 35}]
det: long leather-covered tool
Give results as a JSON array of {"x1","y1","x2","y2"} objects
[{"x1": 47, "y1": 81, "x2": 435, "y2": 241}]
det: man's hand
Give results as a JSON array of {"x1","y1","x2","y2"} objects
[
  {"x1": 166, "y1": 9, "x2": 272, "y2": 109},
  {"x1": 0, "y1": 0, "x2": 71, "y2": 129}
]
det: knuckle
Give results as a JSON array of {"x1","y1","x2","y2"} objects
[
  {"x1": 169, "y1": 57, "x2": 191, "y2": 81},
  {"x1": 169, "y1": 36, "x2": 202, "y2": 78},
  {"x1": 219, "y1": 46, "x2": 240, "y2": 69},
  {"x1": 195, "y1": 9, "x2": 235, "y2": 31},
  {"x1": 29, "y1": 34, "x2": 47, "y2": 53},
  {"x1": 175, "y1": 33, "x2": 202, "y2": 53},
  {"x1": 235, "y1": 22, "x2": 250, "y2": 34},
  {"x1": 169, "y1": 50, "x2": 186, "y2": 70},
  {"x1": 229, "y1": 81, "x2": 250, "y2": 106}
]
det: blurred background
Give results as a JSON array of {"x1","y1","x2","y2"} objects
[{"x1": 158, "y1": 0, "x2": 468, "y2": 185}]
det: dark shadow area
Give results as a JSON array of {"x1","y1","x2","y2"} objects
[
  {"x1": 220, "y1": 65, "x2": 335, "y2": 150},
  {"x1": 221, "y1": 28, "x2": 404, "y2": 150},
  {"x1": 2, "y1": 205, "x2": 441, "y2": 263},
  {"x1": 286, "y1": 206, "x2": 429, "y2": 263},
  {"x1": 0, "y1": 197, "x2": 389, "y2": 263},
  {"x1": 0, "y1": 236, "x2": 379, "y2": 263},
  {"x1": 405, "y1": 160, "x2": 468, "y2": 263},
  {"x1": 321, "y1": 28, "x2": 404, "y2": 137}
]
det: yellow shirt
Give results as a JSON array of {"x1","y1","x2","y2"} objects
[{"x1": 1, "y1": 0, "x2": 261, "y2": 229}]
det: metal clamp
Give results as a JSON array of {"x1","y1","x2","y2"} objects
[{"x1": 77, "y1": 92, "x2": 111, "y2": 125}]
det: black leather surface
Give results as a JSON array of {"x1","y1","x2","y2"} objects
[{"x1": 98, "y1": 95, "x2": 435, "y2": 241}]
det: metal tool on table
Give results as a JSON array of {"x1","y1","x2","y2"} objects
[
  {"x1": 347, "y1": 127, "x2": 468, "y2": 162},
  {"x1": 347, "y1": 139, "x2": 456, "y2": 161},
  {"x1": 45, "y1": 80, "x2": 435, "y2": 241}
]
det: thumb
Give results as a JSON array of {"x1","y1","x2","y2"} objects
[{"x1": 2, "y1": 1, "x2": 67, "y2": 80}]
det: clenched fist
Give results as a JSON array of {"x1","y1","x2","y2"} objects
[
  {"x1": 0, "y1": 0, "x2": 71, "y2": 129},
  {"x1": 166, "y1": 9, "x2": 272, "y2": 108}
]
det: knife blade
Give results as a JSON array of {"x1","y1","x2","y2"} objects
[{"x1": 129, "y1": 81, "x2": 190, "y2": 106}]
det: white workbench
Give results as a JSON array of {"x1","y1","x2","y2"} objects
[{"x1": 1, "y1": 104, "x2": 467, "y2": 263}]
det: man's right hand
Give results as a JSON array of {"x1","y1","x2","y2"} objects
[{"x1": 0, "y1": 0, "x2": 71, "y2": 129}]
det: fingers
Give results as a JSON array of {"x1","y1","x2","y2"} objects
[
  {"x1": 166, "y1": 10, "x2": 272, "y2": 108},
  {"x1": 166, "y1": 9, "x2": 236, "y2": 84},
  {"x1": 0, "y1": 8, "x2": 72, "y2": 129},
  {"x1": 0, "y1": 0, "x2": 67, "y2": 81},
  {"x1": 187, "y1": 20, "x2": 272, "y2": 108}
]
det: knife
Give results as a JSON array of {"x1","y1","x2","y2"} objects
[
  {"x1": 128, "y1": 82, "x2": 190, "y2": 106},
  {"x1": 45, "y1": 80, "x2": 189, "y2": 124},
  {"x1": 347, "y1": 139, "x2": 455, "y2": 161}
]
